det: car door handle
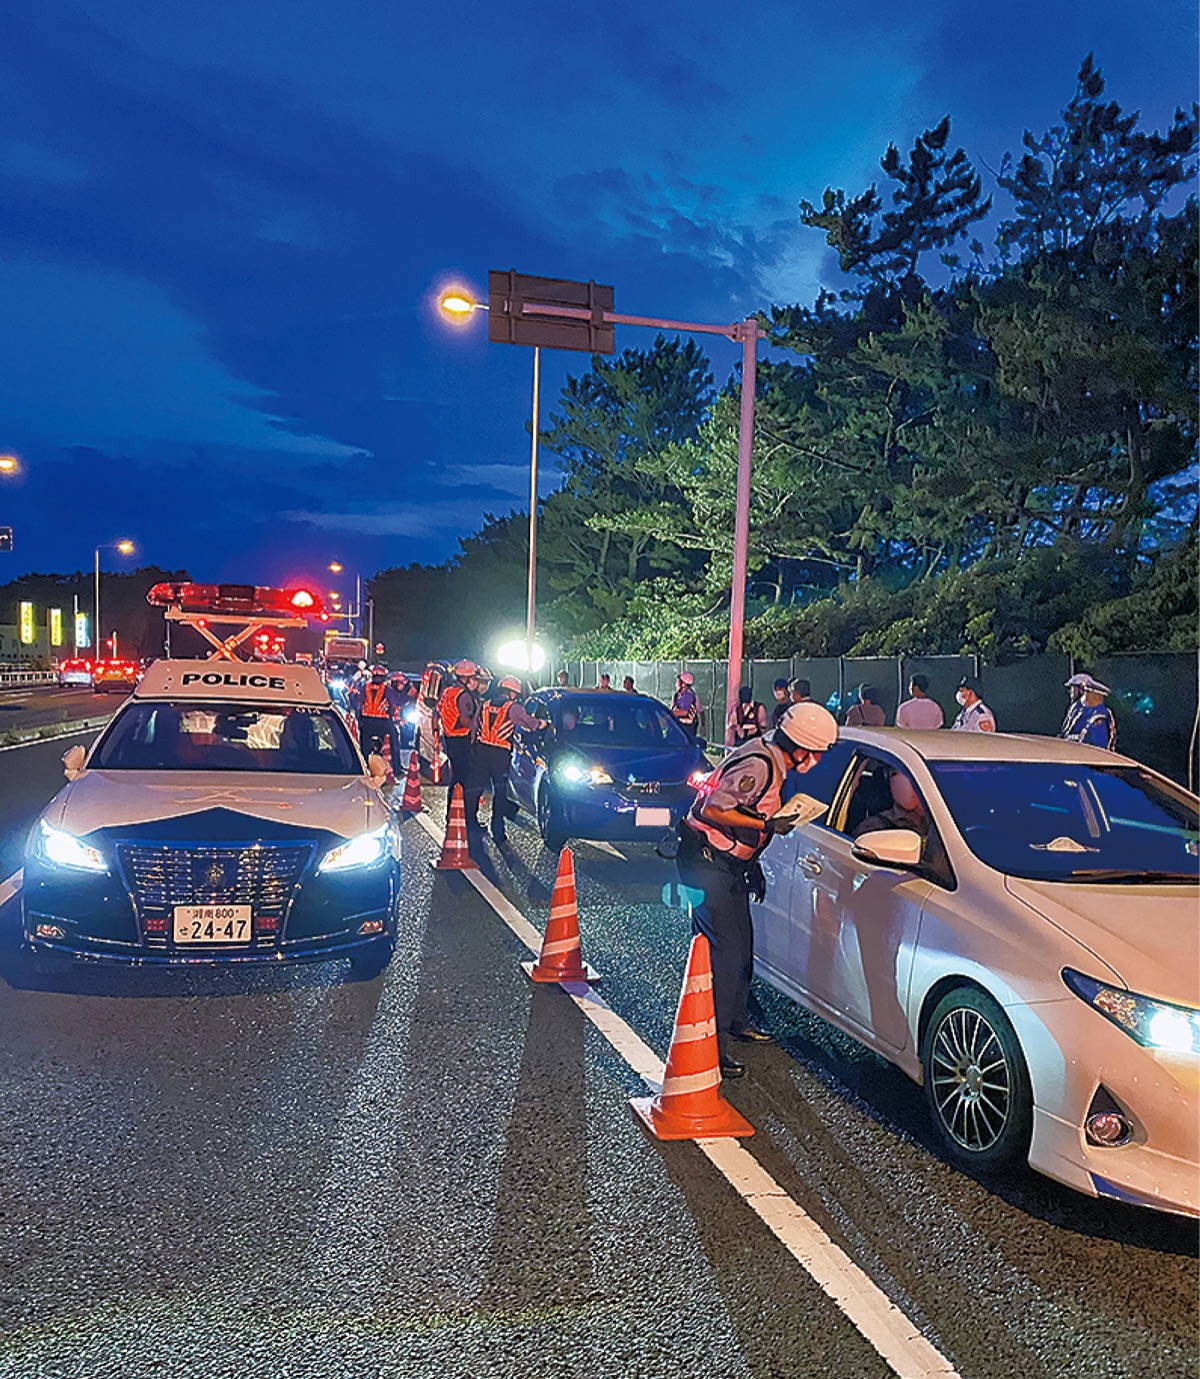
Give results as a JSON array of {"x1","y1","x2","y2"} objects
[{"x1": 799, "y1": 854, "x2": 823, "y2": 876}]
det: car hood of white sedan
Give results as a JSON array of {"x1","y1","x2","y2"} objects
[
  {"x1": 46, "y1": 770, "x2": 386, "y2": 841},
  {"x1": 1006, "y1": 876, "x2": 1200, "y2": 1006}
]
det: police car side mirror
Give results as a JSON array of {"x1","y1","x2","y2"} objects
[
  {"x1": 62, "y1": 744, "x2": 87, "y2": 780},
  {"x1": 367, "y1": 753, "x2": 388, "y2": 782},
  {"x1": 851, "y1": 828, "x2": 922, "y2": 870}
]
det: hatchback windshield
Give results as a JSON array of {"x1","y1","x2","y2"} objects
[
  {"x1": 91, "y1": 702, "x2": 361, "y2": 775},
  {"x1": 558, "y1": 697, "x2": 688, "y2": 748},
  {"x1": 929, "y1": 760, "x2": 1200, "y2": 883}
]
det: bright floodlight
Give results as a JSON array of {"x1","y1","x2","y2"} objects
[{"x1": 496, "y1": 639, "x2": 546, "y2": 672}]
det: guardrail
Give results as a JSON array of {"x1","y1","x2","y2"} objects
[{"x1": 0, "y1": 670, "x2": 58, "y2": 686}]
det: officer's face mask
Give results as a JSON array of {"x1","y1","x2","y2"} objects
[{"x1": 956, "y1": 690, "x2": 969, "y2": 706}]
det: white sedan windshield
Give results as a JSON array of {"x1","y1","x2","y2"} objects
[
  {"x1": 91, "y1": 702, "x2": 360, "y2": 775},
  {"x1": 930, "y1": 761, "x2": 1199, "y2": 883}
]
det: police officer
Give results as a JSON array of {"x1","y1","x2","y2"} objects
[
  {"x1": 1059, "y1": 674, "x2": 1088, "y2": 739},
  {"x1": 1062, "y1": 674, "x2": 1116, "y2": 749},
  {"x1": 470, "y1": 675, "x2": 546, "y2": 843},
  {"x1": 437, "y1": 659, "x2": 481, "y2": 819},
  {"x1": 727, "y1": 684, "x2": 767, "y2": 742},
  {"x1": 677, "y1": 701, "x2": 838, "y2": 1078},
  {"x1": 671, "y1": 671, "x2": 700, "y2": 739},
  {"x1": 950, "y1": 677, "x2": 996, "y2": 732},
  {"x1": 770, "y1": 678, "x2": 790, "y2": 730},
  {"x1": 389, "y1": 669, "x2": 418, "y2": 750},
  {"x1": 350, "y1": 664, "x2": 404, "y2": 768}
]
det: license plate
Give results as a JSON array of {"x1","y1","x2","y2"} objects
[
  {"x1": 635, "y1": 807, "x2": 672, "y2": 828},
  {"x1": 173, "y1": 905, "x2": 252, "y2": 944}
]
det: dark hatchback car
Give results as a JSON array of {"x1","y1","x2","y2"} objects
[{"x1": 507, "y1": 689, "x2": 707, "y2": 850}]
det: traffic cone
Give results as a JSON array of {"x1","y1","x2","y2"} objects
[
  {"x1": 631, "y1": 934, "x2": 754, "y2": 1140},
  {"x1": 399, "y1": 750, "x2": 423, "y2": 812},
  {"x1": 432, "y1": 785, "x2": 478, "y2": 871},
  {"x1": 522, "y1": 846, "x2": 599, "y2": 983}
]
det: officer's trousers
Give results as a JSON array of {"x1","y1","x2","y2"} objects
[
  {"x1": 676, "y1": 836, "x2": 754, "y2": 1055},
  {"x1": 468, "y1": 743, "x2": 515, "y2": 841},
  {"x1": 443, "y1": 736, "x2": 476, "y2": 823}
]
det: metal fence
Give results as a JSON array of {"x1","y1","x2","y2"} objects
[{"x1": 556, "y1": 651, "x2": 1200, "y2": 790}]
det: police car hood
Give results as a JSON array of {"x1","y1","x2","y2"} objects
[{"x1": 48, "y1": 770, "x2": 386, "y2": 841}]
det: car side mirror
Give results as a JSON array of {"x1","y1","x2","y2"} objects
[
  {"x1": 62, "y1": 744, "x2": 87, "y2": 780},
  {"x1": 367, "y1": 753, "x2": 389, "y2": 783},
  {"x1": 851, "y1": 828, "x2": 923, "y2": 869}
]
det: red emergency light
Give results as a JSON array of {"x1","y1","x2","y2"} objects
[{"x1": 146, "y1": 582, "x2": 325, "y2": 618}]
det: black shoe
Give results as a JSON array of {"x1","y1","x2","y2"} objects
[
  {"x1": 718, "y1": 1056, "x2": 746, "y2": 1080},
  {"x1": 730, "y1": 1024, "x2": 773, "y2": 1044}
]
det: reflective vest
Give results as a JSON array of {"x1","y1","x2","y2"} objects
[
  {"x1": 437, "y1": 683, "x2": 474, "y2": 737},
  {"x1": 735, "y1": 702, "x2": 763, "y2": 738},
  {"x1": 672, "y1": 688, "x2": 699, "y2": 725},
  {"x1": 360, "y1": 683, "x2": 389, "y2": 719},
  {"x1": 477, "y1": 700, "x2": 515, "y2": 749},
  {"x1": 686, "y1": 743, "x2": 788, "y2": 862}
]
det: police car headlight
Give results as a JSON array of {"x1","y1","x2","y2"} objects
[
  {"x1": 558, "y1": 761, "x2": 613, "y2": 787},
  {"x1": 36, "y1": 820, "x2": 108, "y2": 874},
  {"x1": 318, "y1": 825, "x2": 392, "y2": 874}
]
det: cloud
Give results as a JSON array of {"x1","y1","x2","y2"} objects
[{"x1": 281, "y1": 500, "x2": 511, "y2": 538}]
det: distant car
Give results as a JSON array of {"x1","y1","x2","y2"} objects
[
  {"x1": 56, "y1": 658, "x2": 94, "y2": 688},
  {"x1": 753, "y1": 727, "x2": 1200, "y2": 1218},
  {"x1": 24, "y1": 658, "x2": 399, "y2": 974},
  {"x1": 91, "y1": 660, "x2": 141, "y2": 694},
  {"x1": 507, "y1": 688, "x2": 707, "y2": 851}
]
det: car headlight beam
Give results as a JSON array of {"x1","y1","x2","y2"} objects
[
  {"x1": 1063, "y1": 968, "x2": 1200, "y2": 1054},
  {"x1": 557, "y1": 761, "x2": 613, "y2": 787},
  {"x1": 318, "y1": 825, "x2": 392, "y2": 873},
  {"x1": 36, "y1": 820, "x2": 108, "y2": 873}
]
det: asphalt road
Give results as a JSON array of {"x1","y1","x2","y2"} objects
[
  {"x1": 0, "y1": 682, "x2": 120, "y2": 737},
  {"x1": 0, "y1": 747, "x2": 1194, "y2": 1379}
]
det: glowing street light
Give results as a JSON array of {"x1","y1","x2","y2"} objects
[
  {"x1": 328, "y1": 561, "x2": 343, "y2": 574},
  {"x1": 440, "y1": 292, "x2": 477, "y2": 316},
  {"x1": 94, "y1": 538, "x2": 136, "y2": 660},
  {"x1": 0, "y1": 454, "x2": 19, "y2": 474}
]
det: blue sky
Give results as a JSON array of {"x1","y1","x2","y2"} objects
[{"x1": 0, "y1": 0, "x2": 1195, "y2": 583}]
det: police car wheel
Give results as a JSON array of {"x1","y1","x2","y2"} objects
[{"x1": 537, "y1": 785, "x2": 567, "y2": 853}]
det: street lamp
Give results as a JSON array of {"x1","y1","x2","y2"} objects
[
  {"x1": 439, "y1": 281, "x2": 763, "y2": 738},
  {"x1": 0, "y1": 454, "x2": 19, "y2": 474},
  {"x1": 95, "y1": 539, "x2": 135, "y2": 660},
  {"x1": 328, "y1": 561, "x2": 361, "y2": 635}
]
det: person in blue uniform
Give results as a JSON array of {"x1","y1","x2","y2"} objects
[{"x1": 1061, "y1": 674, "x2": 1116, "y2": 749}]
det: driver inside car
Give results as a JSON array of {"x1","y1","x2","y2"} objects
[{"x1": 852, "y1": 769, "x2": 930, "y2": 839}]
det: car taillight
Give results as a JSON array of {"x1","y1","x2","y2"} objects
[{"x1": 143, "y1": 917, "x2": 167, "y2": 934}]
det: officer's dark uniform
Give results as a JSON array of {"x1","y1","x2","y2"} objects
[
  {"x1": 676, "y1": 736, "x2": 790, "y2": 1064},
  {"x1": 437, "y1": 678, "x2": 479, "y2": 821},
  {"x1": 469, "y1": 692, "x2": 543, "y2": 842}
]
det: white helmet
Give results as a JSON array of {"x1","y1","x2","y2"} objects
[
  {"x1": 498, "y1": 675, "x2": 521, "y2": 694},
  {"x1": 452, "y1": 658, "x2": 478, "y2": 678},
  {"x1": 777, "y1": 702, "x2": 838, "y2": 752},
  {"x1": 678, "y1": 671, "x2": 695, "y2": 686}
]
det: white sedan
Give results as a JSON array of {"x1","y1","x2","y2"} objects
[{"x1": 755, "y1": 729, "x2": 1199, "y2": 1217}]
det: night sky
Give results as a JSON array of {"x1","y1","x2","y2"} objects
[{"x1": 1, "y1": 0, "x2": 1195, "y2": 586}]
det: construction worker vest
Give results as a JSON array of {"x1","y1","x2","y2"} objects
[
  {"x1": 438, "y1": 683, "x2": 473, "y2": 737},
  {"x1": 477, "y1": 701, "x2": 515, "y2": 749},
  {"x1": 686, "y1": 743, "x2": 788, "y2": 862},
  {"x1": 360, "y1": 683, "x2": 389, "y2": 718},
  {"x1": 735, "y1": 702, "x2": 763, "y2": 737}
]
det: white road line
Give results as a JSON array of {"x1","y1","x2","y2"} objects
[
  {"x1": 413, "y1": 811, "x2": 963, "y2": 1379},
  {"x1": 0, "y1": 869, "x2": 23, "y2": 907}
]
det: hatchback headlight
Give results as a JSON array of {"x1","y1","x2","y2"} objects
[
  {"x1": 318, "y1": 825, "x2": 392, "y2": 873},
  {"x1": 1063, "y1": 968, "x2": 1200, "y2": 1054},
  {"x1": 558, "y1": 761, "x2": 613, "y2": 787},
  {"x1": 35, "y1": 820, "x2": 108, "y2": 873}
]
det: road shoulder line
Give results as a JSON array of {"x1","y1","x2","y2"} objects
[{"x1": 411, "y1": 809, "x2": 962, "y2": 1379}]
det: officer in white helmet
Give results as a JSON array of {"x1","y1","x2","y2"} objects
[
  {"x1": 1060, "y1": 673, "x2": 1116, "y2": 749},
  {"x1": 677, "y1": 701, "x2": 839, "y2": 1079}
]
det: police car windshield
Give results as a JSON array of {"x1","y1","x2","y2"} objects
[
  {"x1": 91, "y1": 702, "x2": 361, "y2": 775},
  {"x1": 558, "y1": 697, "x2": 688, "y2": 748},
  {"x1": 929, "y1": 760, "x2": 1199, "y2": 883}
]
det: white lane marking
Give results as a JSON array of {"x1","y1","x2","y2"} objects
[
  {"x1": 412, "y1": 811, "x2": 963, "y2": 1379},
  {"x1": 0, "y1": 869, "x2": 23, "y2": 906}
]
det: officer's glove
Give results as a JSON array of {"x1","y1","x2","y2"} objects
[
  {"x1": 746, "y1": 860, "x2": 767, "y2": 903},
  {"x1": 766, "y1": 814, "x2": 797, "y2": 836}
]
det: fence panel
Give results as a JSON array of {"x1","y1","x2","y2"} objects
[
  {"x1": 789, "y1": 658, "x2": 842, "y2": 715},
  {"x1": 1092, "y1": 651, "x2": 1198, "y2": 788},
  {"x1": 979, "y1": 654, "x2": 1071, "y2": 739},
  {"x1": 842, "y1": 657, "x2": 900, "y2": 724},
  {"x1": 748, "y1": 659, "x2": 790, "y2": 705}
]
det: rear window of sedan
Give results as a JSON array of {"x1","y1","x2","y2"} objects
[{"x1": 929, "y1": 760, "x2": 1199, "y2": 883}]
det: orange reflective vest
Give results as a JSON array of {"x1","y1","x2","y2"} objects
[
  {"x1": 437, "y1": 683, "x2": 474, "y2": 737},
  {"x1": 477, "y1": 701, "x2": 515, "y2": 749},
  {"x1": 360, "y1": 683, "x2": 389, "y2": 718}
]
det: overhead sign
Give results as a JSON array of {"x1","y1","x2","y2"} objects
[
  {"x1": 49, "y1": 608, "x2": 63, "y2": 646},
  {"x1": 75, "y1": 612, "x2": 90, "y2": 648},
  {"x1": 487, "y1": 270, "x2": 615, "y2": 353},
  {"x1": 19, "y1": 602, "x2": 34, "y2": 645}
]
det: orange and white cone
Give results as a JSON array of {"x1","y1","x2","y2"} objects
[
  {"x1": 399, "y1": 750, "x2": 423, "y2": 812},
  {"x1": 522, "y1": 846, "x2": 599, "y2": 983},
  {"x1": 432, "y1": 784, "x2": 478, "y2": 871},
  {"x1": 631, "y1": 934, "x2": 754, "y2": 1140}
]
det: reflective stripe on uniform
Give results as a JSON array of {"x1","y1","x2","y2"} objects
[{"x1": 477, "y1": 701, "x2": 514, "y2": 748}]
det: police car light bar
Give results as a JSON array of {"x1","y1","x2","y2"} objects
[{"x1": 146, "y1": 582, "x2": 326, "y2": 618}]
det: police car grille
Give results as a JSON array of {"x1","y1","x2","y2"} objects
[{"x1": 117, "y1": 843, "x2": 312, "y2": 938}]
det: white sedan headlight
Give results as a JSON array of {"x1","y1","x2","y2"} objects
[
  {"x1": 36, "y1": 820, "x2": 108, "y2": 873},
  {"x1": 318, "y1": 825, "x2": 392, "y2": 874},
  {"x1": 1063, "y1": 968, "x2": 1200, "y2": 1054}
]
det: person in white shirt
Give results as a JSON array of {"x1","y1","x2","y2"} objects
[
  {"x1": 895, "y1": 674, "x2": 944, "y2": 730},
  {"x1": 950, "y1": 677, "x2": 996, "y2": 732}
]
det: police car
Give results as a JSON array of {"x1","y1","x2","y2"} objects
[{"x1": 24, "y1": 657, "x2": 400, "y2": 974}]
